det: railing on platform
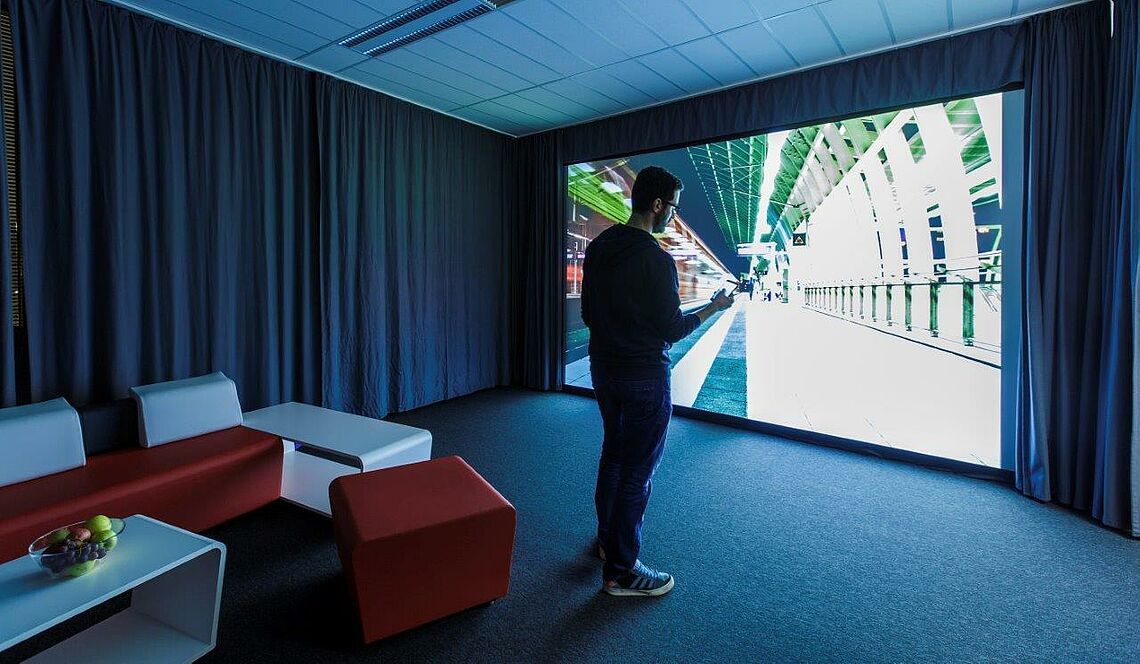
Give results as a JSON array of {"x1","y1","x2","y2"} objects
[{"x1": 804, "y1": 272, "x2": 1001, "y2": 350}]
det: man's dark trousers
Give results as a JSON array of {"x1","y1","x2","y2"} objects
[{"x1": 592, "y1": 365, "x2": 672, "y2": 581}]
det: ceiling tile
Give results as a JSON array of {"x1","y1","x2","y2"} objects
[
  {"x1": 765, "y1": 6, "x2": 844, "y2": 65},
  {"x1": 546, "y1": 0, "x2": 667, "y2": 57},
  {"x1": 818, "y1": 0, "x2": 894, "y2": 55},
  {"x1": 353, "y1": 58, "x2": 483, "y2": 107},
  {"x1": 232, "y1": 0, "x2": 354, "y2": 41},
  {"x1": 718, "y1": 21, "x2": 799, "y2": 76},
  {"x1": 614, "y1": 0, "x2": 711, "y2": 46},
  {"x1": 466, "y1": 11, "x2": 592, "y2": 77},
  {"x1": 377, "y1": 49, "x2": 508, "y2": 98},
  {"x1": 112, "y1": 0, "x2": 306, "y2": 59},
  {"x1": 184, "y1": 0, "x2": 328, "y2": 53},
  {"x1": 347, "y1": 69, "x2": 465, "y2": 111},
  {"x1": 541, "y1": 79, "x2": 627, "y2": 116},
  {"x1": 484, "y1": 94, "x2": 579, "y2": 124},
  {"x1": 305, "y1": 0, "x2": 387, "y2": 28},
  {"x1": 434, "y1": 26, "x2": 562, "y2": 85},
  {"x1": 299, "y1": 44, "x2": 368, "y2": 71},
  {"x1": 513, "y1": 87, "x2": 604, "y2": 118},
  {"x1": 675, "y1": 35, "x2": 757, "y2": 86},
  {"x1": 449, "y1": 106, "x2": 532, "y2": 134},
  {"x1": 403, "y1": 39, "x2": 532, "y2": 93},
  {"x1": 745, "y1": 0, "x2": 817, "y2": 19},
  {"x1": 501, "y1": 0, "x2": 627, "y2": 68},
  {"x1": 682, "y1": 0, "x2": 759, "y2": 32},
  {"x1": 599, "y1": 60, "x2": 686, "y2": 102},
  {"x1": 951, "y1": 0, "x2": 1015, "y2": 28},
  {"x1": 569, "y1": 69, "x2": 656, "y2": 107},
  {"x1": 637, "y1": 48, "x2": 720, "y2": 94},
  {"x1": 468, "y1": 99, "x2": 552, "y2": 126},
  {"x1": 881, "y1": 0, "x2": 951, "y2": 42},
  {"x1": 1013, "y1": 0, "x2": 1071, "y2": 13}
]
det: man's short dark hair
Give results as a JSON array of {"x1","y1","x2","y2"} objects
[{"x1": 630, "y1": 166, "x2": 682, "y2": 214}]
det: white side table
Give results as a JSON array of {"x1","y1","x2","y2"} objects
[
  {"x1": 0, "y1": 515, "x2": 225, "y2": 663},
  {"x1": 242, "y1": 401, "x2": 433, "y2": 516}
]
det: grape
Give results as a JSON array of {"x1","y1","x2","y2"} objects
[{"x1": 95, "y1": 549, "x2": 106, "y2": 559}]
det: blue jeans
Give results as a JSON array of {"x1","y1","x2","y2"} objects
[{"x1": 591, "y1": 367, "x2": 672, "y2": 581}]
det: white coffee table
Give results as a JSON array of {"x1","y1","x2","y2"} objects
[
  {"x1": 0, "y1": 515, "x2": 225, "y2": 663},
  {"x1": 243, "y1": 401, "x2": 432, "y2": 516}
]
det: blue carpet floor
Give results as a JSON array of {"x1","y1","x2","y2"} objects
[{"x1": 6, "y1": 387, "x2": 1138, "y2": 662}]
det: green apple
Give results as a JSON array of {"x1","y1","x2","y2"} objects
[
  {"x1": 47, "y1": 528, "x2": 70, "y2": 545},
  {"x1": 85, "y1": 515, "x2": 112, "y2": 533},
  {"x1": 101, "y1": 535, "x2": 118, "y2": 551},
  {"x1": 66, "y1": 560, "x2": 96, "y2": 577},
  {"x1": 90, "y1": 529, "x2": 114, "y2": 543}
]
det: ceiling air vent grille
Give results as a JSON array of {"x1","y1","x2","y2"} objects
[
  {"x1": 340, "y1": 0, "x2": 464, "y2": 49},
  {"x1": 363, "y1": 5, "x2": 491, "y2": 56}
]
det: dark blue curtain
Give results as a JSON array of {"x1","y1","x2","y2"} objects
[
  {"x1": 10, "y1": 0, "x2": 510, "y2": 416},
  {"x1": 316, "y1": 79, "x2": 510, "y2": 417},
  {"x1": 510, "y1": 132, "x2": 563, "y2": 390},
  {"x1": 0, "y1": 84, "x2": 12, "y2": 408},
  {"x1": 1086, "y1": 0, "x2": 1137, "y2": 536},
  {"x1": 10, "y1": 0, "x2": 322, "y2": 409},
  {"x1": 1015, "y1": 0, "x2": 1137, "y2": 536}
]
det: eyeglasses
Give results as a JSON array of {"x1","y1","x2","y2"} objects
[{"x1": 665, "y1": 202, "x2": 681, "y2": 215}]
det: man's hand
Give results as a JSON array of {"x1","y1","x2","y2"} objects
[{"x1": 710, "y1": 289, "x2": 735, "y2": 311}]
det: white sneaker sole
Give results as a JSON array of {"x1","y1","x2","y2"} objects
[{"x1": 603, "y1": 575, "x2": 674, "y2": 597}]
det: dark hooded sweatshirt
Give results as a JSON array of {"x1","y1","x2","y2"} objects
[{"x1": 581, "y1": 223, "x2": 701, "y2": 379}]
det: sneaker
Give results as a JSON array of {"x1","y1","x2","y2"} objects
[{"x1": 602, "y1": 561, "x2": 674, "y2": 597}]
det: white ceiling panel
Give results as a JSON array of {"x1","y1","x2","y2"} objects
[
  {"x1": 434, "y1": 26, "x2": 562, "y2": 85},
  {"x1": 818, "y1": 0, "x2": 894, "y2": 54},
  {"x1": 466, "y1": 11, "x2": 592, "y2": 77},
  {"x1": 766, "y1": 7, "x2": 846, "y2": 64},
  {"x1": 675, "y1": 36, "x2": 757, "y2": 87},
  {"x1": 513, "y1": 87, "x2": 605, "y2": 119},
  {"x1": 745, "y1": 0, "x2": 819, "y2": 19},
  {"x1": 600, "y1": 60, "x2": 686, "y2": 103},
  {"x1": 299, "y1": 44, "x2": 368, "y2": 71},
  {"x1": 881, "y1": 0, "x2": 952, "y2": 42},
  {"x1": 682, "y1": 0, "x2": 760, "y2": 33},
  {"x1": 541, "y1": 79, "x2": 628, "y2": 117},
  {"x1": 377, "y1": 49, "x2": 508, "y2": 99},
  {"x1": 718, "y1": 21, "x2": 799, "y2": 76},
  {"x1": 403, "y1": 39, "x2": 532, "y2": 93},
  {"x1": 637, "y1": 48, "x2": 721, "y2": 94},
  {"x1": 569, "y1": 69, "x2": 657, "y2": 108},
  {"x1": 614, "y1": 0, "x2": 711, "y2": 46},
  {"x1": 547, "y1": 0, "x2": 666, "y2": 57},
  {"x1": 302, "y1": 0, "x2": 385, "y2": 27},
  {"x1": 233, "y1": 0, "x2": 354, "y2": 41},
  {"x1": 354, "y1": 59, "x2": 483, "y2": 107},
  {"x1": 952, "y1": 0, "x2": 1015, "y2": 28},
  {"x1": 186, "y1": 0, "x2": 328, "y2": 53},
  {"x1": 485, "y1": 94, "x2": 578, "y2": 125},
  {"x1": 105, "y1": 0, "x2": 1082, "y2": 136},
  {"x1": 501, "y1": 0, "x2": 627, "y2": 67}
]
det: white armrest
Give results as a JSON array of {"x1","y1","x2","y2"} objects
[
  {"x1": 0, "y1": 398, "x2": 85, "y2": 487},
  {"x1": 130, "y1": 372, "x2": 243, "y2": 448}
]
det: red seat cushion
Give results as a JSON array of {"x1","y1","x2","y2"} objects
[
  {"x1": 330, "y1": 456, "x2": 516, "y2": 643},
  {"x1": 0, "y1": 426, "x2": 282, "y2": 562}
]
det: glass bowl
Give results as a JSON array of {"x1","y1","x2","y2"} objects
[{"x1": 28, "y1": 517, "x2": 125, "y2": 579}]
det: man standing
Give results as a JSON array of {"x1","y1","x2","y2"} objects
[{"x1": 581, "y1": 166, "x2": 735, "y2": 597}]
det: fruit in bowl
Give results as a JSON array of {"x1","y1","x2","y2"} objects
[{"x1": 28, "y1": 516, "x2": 125, "y2": 578}]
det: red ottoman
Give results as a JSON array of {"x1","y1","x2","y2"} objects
[{"x1": 329, "y1": 455, "x2": 516, "y2": 643}]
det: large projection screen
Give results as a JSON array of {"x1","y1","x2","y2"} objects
[{"x1": 565, "y1": 91, "x2": 1024, "y2": 469}]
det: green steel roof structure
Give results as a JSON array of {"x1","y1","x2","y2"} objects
[
  {"x1": 568, "y1": 163, "x2": 630, "y2": 224},
  {"x1": 686, "y1": 135, "x2": 768, "y2": 249}
]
